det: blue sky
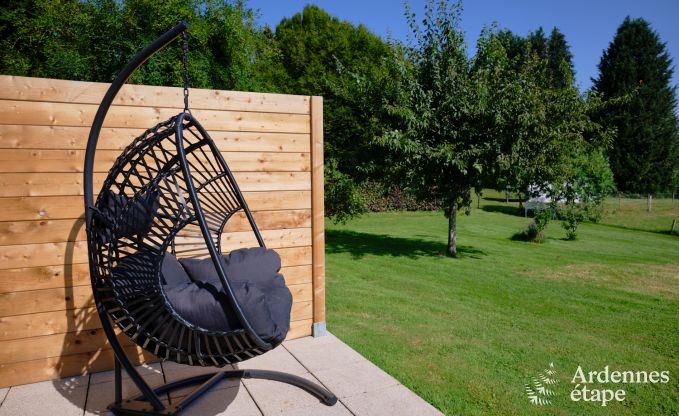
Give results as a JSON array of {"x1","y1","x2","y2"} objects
[{"x1": 247, "y1": 0, "x2": 679, "y2": 90}]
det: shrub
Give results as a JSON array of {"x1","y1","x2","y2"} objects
[
  {"x1": 557, "y1": 201, "x2": 594, "y2": 240},
  {"x1": 512, "y1": 209, "x2": 551, "y2": 243},
  {"x1": 559, "y1": 205, "x2": 585, "y2": 240},
  {"x1": 325, "y1": 159, "x2": 366, "y2": 224},
  {"x1": 361, "y1": 181, "x2": 444, "y2": 212}
]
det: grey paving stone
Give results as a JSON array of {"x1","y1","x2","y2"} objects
[
  {"x1": 163, "y1": 362, "x2": 240, "y2": 400},
  {"x1": 0, "y1": 378, "x2": 88, "y2": 416},
  {"x1": 342, "y1": 383, "x2": 443, "y2": 416},
  {"x1": 90, "y1": 362, "x2": 163, "y2": 385},
  {"x1": 0, "y1": 388, "x2": 8, "y2": 406},
  {"x1": 245, "y1": 373, "x2": 333, "y2": 415},
  {"x1": 312, "y1": 359, "x2": 400, "y2": 399},
  {"x1": 85, "y1": 373, "x2": 166, "y2": 415},
  {"x1": 283, "y1": 333, "x2": 365, "y2": 372},
  {"x1": 235, "y1": 345, "x2": 308, "y2": 385},
  {"x1": 163, "y1": 361, "x2": 233, "y2": 381},
  {"x1": 277, "y1": 401, "x2": 353, "y2": 415},
  {"x1": 172, "y1": 385, "x2": 261, "y2": 416}
]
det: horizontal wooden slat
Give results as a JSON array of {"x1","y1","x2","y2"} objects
[
  {"x1": 0, "y1": 76, "x2": 310, "y2": 114},
  {"x1": 0, "y1": 210, "x2": 311, "y2": 247},
  {"x1": 0, "y1": 227, "x2": 310, "y2": 270},
  {"x1": 0, "y1": 328, "x2": 133, "y2": 365},
  {"x1": 0, "y1": 279, "x2": 312, "y2": 317},
  {"x1": 0, "y1": 307, "x2": 100, "y2": 342},
  {"x1": 173, "y1": 227, "x2": 310, "y2": 255},
  {"x1": 0, "y1": 125, "x2": 310, "y2": 152},
  {"x1": 285, "y1": 319, "x2": 312, "y2": 341},
  {"x1": 0, "y1": 288, "x2": 313, "y2": 342},
  {"x1": 0, "y1": 260, "x2": 310, "y2": 294},
  {"x1": 291, "y1": 301, "x2": 313, "y2": 321},
  {"x1": 0, "y1": 150, "x2": 310, "y2": 173},
  {"x1": 279, "y1": 265, "x2": 312, "y2": 286},
  {"x1": 0, "y1": 263, "x2": 90, "y2": 293},
  {"x1": 0, "y1": 285, "x2": 92, "y2": 317},
  {"x1": 0, "y1": 171, "x2": 311, "y2": 197},
  {"x1": 0, "y1": 302, "x2": 313, "y2": 365},
  {"x1": 218, "y1": 227, "x2": 311, "y2": 252},
  {"x1": 0, "y1": 240, "x2": 311, "y2": 273},
  {"x1": 0, "y1": 344, "x2": 154, "y2": 388},
  {"x1": 0, "y1": 100, "x2": 311, "y2": 133},
  {"x1": 0, "y1": 191, "x2": 311, "y2": 221}
]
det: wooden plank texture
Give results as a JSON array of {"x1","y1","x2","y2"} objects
[
  {"x1": 0, "y1": 191, "x2": 311, "y2": 221},
  {"x1": 0, "y1": 75, "x2": 310, "y2": 114},
  {"x1": 0, "y1": 283, "x2": 312, "y2": 318},
  {"x1": 0, "y1": 262, "x2": 311, "y2": 294},
  {"x1": 0, "y1": 171, "x2": 311, "y2": 197},
  {"x1": 310, "y1": 96, "x2": 326, "y2": 325},
  {"x1": 0, "y1": 125, "x2": 310, "y2": 152},
  {"x1": 0, "y1": 301, "x2": 313, "y2": 365},
  {"x1": 0, "y1": 76, "x2": 321, "y2": 387},
  {"x1": 0, "y1": 100, "x2": 310, "y2": 133},
  {"x1": 0, "y1": 149, "x2": 309, "y2": 173},
  {"x1": 0, "y1": 210, "x2": 311, "y2": 246},
  {"x1": 0, "y1": 345, "x2": 155, "y2": 388}
]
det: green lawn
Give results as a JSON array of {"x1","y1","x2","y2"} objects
[{"x1": 325, "y1": 197, "x2": 679, "y2": 415}]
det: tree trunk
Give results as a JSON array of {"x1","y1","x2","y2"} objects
[{"x1": 447, "y1": 201, "x2": 457, "y2": 257}]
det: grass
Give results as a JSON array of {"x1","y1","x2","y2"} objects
[{"x1": 325, "y1": 195, "x2": 679, "y2": 415}]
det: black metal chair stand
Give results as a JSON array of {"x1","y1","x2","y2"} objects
[
  {"x1": 110, "y1": 359, "x2": 336, "y2": 415},
  {"x1": 83, "y1": 21, "x2": 336, "y2": 415}
]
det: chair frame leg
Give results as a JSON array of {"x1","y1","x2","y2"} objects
[{"x1": 108, "y1": 366, "x2": 338, "y2": 415}]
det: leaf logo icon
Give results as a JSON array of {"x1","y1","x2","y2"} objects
[{"x1": 525, "y1": 362, "x2": 558, "y2": 405}]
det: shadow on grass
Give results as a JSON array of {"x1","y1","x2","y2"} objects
[
  {"x1": 483, "y1": 196, "x2": 524, "y2": 203},
  {"x1": 326, "y1": 229, "x2": 486, "y2": 259},
  {"x1": 596, "y1": 222, "x2": 679, "y2": 237},
  {"x1": 482, "y1": 204, "x2": 525, "y2": 217}
]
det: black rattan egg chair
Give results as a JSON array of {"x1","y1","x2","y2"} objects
[{"x1": 84, "y1": 21, "x2": 336, "y2": 415}]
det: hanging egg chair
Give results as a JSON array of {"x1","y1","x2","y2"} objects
[{"x1": 83, "y1": 21, "x2": 336, "y2": 415}]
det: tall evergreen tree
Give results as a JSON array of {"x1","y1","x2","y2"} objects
[
  {"x1": 547, "y1": 27, "x2": 575, "y2": 88},
  {"x1": 593, "y1": 17, "x2": 679, "y2": 193}
]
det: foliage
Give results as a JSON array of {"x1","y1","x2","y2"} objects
[
  {"x1": 0, "y1": 0, "x2": 283, "y2": 91},
  {"x1": 533, "y1": 209, "x2": 551, "y2": 238},
  {"x1": 558, "y1": 203, "x2": 586, "y2": 240},
  {"x1": 375, "y1": 0, "x2": 486, "y2": 257},
  {"x1": 324, "y1": 158, "x2": 366, "y2": 224},
  {"x1": 361, "y1": 181, "x2": 444, "y2": 212},
  {"x1": 272, "y1": 5, "x2": 397, "y2": 222},
  {"x1": 593, "y1": 17, "x2": 679, "y2": 194}
]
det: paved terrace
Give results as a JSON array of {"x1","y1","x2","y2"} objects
[{"x1": 0, "y1": 333, "x2": 442, "y2": 416}]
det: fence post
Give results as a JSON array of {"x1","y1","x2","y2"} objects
[
  {"x1": 310, "y1": 96, "x2": 327, "y2": 338},
  {"x1": 647, "y1": 193, "x2": 652, "y2": 212}
]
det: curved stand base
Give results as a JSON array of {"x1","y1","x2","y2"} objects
[{"x1": 109, "y1": 368, "x2": 338, "y2": 415}]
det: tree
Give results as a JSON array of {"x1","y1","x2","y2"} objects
[
  {"x1": 273, "y1": 5, "x2": 394, "y2": 222},
  {"x1": 593, "y1": 17, "x2": 679, "y2": 194},
  {"x1": 376, "y1": 1, "x2": 489, "y2": 257},
  {"x1": 0, "y1": 0, "x2": 281, "y2": 91},
  {"x1": 546, "y1": 27, "x2": 575, "y2": 89}
]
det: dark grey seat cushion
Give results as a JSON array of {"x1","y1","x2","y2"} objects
[{"x1": 161, "y1": 248, "x2": 292, "y2": 345}]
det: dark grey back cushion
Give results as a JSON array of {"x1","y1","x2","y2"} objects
[{"x1": 96, "y1": 190, "x2": 160, "y2": 243}]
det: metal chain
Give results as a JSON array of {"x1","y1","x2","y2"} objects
[{"x1": 181, "y1": 31, "x2": 190, "y2": 113}]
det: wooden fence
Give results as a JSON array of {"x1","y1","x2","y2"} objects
[{"x1": 0, "y1": 75, "x2": 325, "y2": 387}]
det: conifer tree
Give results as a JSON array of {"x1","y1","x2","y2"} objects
[{"x1": 593, "y1": 17, "x2": 679, "y2": 193}]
